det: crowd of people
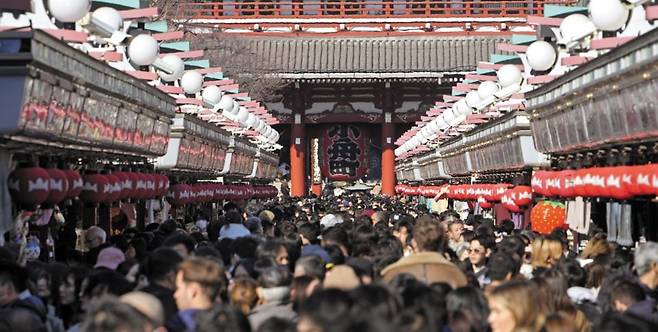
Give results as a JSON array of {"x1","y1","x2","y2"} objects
[{"x1": 1, "y1": 192, "x2": 657, "y2": 332}]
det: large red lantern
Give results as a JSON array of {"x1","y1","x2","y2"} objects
[
  {"x1": 155, "y1": 174, "x2": 169, "y2": 197},
  {"x1": 124, "y1": 172, "x2": 139, "y2": 199},
  {"x1": 112, "y1": 172, "x2": 129, "y2": 200},
  {"x1": 167, "y1": 183, "x2": 191, "y2": 207},
  {"x1": 8, "y1": 167, "x2": 51, "y2": 205},
  {"x1": 531, "y1": 171, "x2": 545, "y2": 196},
  {"x1": 560, "y1": 170, "x2": 576, "y2": 198},
  {"x1": 512, "y1": 186, "x2": 533, "y2": 206},
  {"x1": 135, "y1": 173, "x2": 149, "y2": 199},
  {"x1": 531, "y1": 200, "x2": 567, "y2": 234},
  {"x1": 477, "y1": 196, "x2": 493, "y2": 209},
  {"x1": 45, "y1": 168, "x2": 69, "y2": 204},
  {"x1": 572, "y1": 169, "x2": 588, "y2": 197},
  {"x1": 64, "y1": 170, "x2": 83, "y2": 199},
  {"x1": 104, "y1": 174, "x2": 121, "y2": 203},
  {"x1": 501, "y1": 189, "x2": 521, "y2": 213},
  {"x1": 607, "y1": 167, "x2": 633, "y2": 200},
  {"x1": 79, "y1": 174, "x2": 110, "y2": 204}
]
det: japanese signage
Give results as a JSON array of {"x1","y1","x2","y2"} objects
[{"x1": 321, "y1": 124, "x2": 367, "y2": 181}]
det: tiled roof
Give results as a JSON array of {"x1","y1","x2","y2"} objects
[{"x1": 204, "y1": 36, "x2": 507, "y2": 74}]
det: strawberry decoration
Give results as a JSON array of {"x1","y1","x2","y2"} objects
[{"x1": 531, "y1": 200, "x2": 567, "y2": 235}]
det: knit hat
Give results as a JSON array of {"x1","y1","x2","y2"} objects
[
  {"x1": 95, "y1": 247, "x2": 125, "y2": 270},
  {"x1": 301, "y1": 245, "x2": 331, "y2": 263}
]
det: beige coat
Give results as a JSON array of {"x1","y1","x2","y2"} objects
[{"x1": 381, "y1": 251, "x2": 468, "y2": 288}]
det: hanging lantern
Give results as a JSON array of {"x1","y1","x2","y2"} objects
[
  {"x1": 64, "y1": 169, "x2": 84, "y2": 199},
  {"x1": 531, "y1": 201, "x2": 567, "y2": 235},
  {"x1": 607, "y1": 167, "x2": 633, "y2": 200},
  {"x1": 589, "y1": 0, "x2": 630, "y2": 32},
  {"x1": 167, "y1": 184, "x2": 191, "y2": 207},
  {"x1": 477, "y1": 196, "x2": 493, "y2": 209},
  {"x1": 156, "y1": 174, "x2": 170, "y2": 197},
  {"x1": 112, "y1": 172, "x2": 130, "y2": 200},
  {"x1": 104, "y1": 174, "x2": 121, "y2": 203},
  {"x1": 79, "y1": 174, "x2": 110, "y2": 204},
  {"x1": 8, "y1": 167, "x2": 51, "y2": 205},
  {"x1": 512, "y1": 186, "x2": 533, "y2": 206},
  {"x1": 135, "y1": 173, "x2": 149, "y2": 199},
  {"x1": 560, "y1": 170, "x2": 577, "y2": 199},
  {"x1": 45, "y1": 168, "x2": 69, "y2": 204},
  {"x1": 48, "y1": 0, "x2": 90, "y2": 23},
  {"x1": 501, "y1": 189, "x2": 521, "y2": 213},
  {"x1": 526, "y1": 41, "x2": 557, "y2": 72},
  {"x1": 531, "y1": 171, "x2": 546, "y2": 196},
  {"x1": 124, "y1": 172, "x2": 140, "y2": 199}
]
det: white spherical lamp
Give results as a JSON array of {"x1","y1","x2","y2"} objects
[
  {"x1": 128, "y1": 34, "x2": 159, "y2": 66},
  {"x1": 255, "y1": 119, "x2": 266, "y2": 132},
  {"x1": 560, "y1": 14, "x2": 596, "y2": 42},
  {"x1": 202, "y1": 86, "x2": 223, "y2": 105},
  {"x1": 465, "y1": 91, "x2": 481, "y2": 109},
  {"x1": 455, "y1": 99, "x2": 473, "y2": 116},
  {"x1": 442, "y1": 108, "x2": 457, "y2": 124},
  {"x1": 48, "y1": 0, "x2": 90, "y2": 22},
  {"x1": 477, "y1": 81, "x2": 499, "y2": 99},
  {"x1": 589, "y1": 0, "x2": 629, "y2": 31},
  {"x1": 427, "y1": 120, "x2": 440, "y2": 134},
  {"x1": 180, "y1": 71, "x2": 204, "y2": 94},
  {"x1": 245, "y1": 113, "x2": 258, "y2": 128},
  {"x1": 217, "y1": 95, "x2": 234, "y2": 112},
  {"x1": 236, "y1": 107, "x2": 250, "y2": 124},
  {"x1": 229, "y1": 101, "x2": 241, "y2": 116},
  {"x1": 157, "y1": 55, "x2": 185, "y2": 82},
  {"x1": 91, "y1": 7, "x2": 123, "y2": 35},
  {"x1": 497, "y1": 64, "x2": 523, "y2": 88},
  {"x1": 526, "y1": 41, "x2": 557, "y2": 72}
]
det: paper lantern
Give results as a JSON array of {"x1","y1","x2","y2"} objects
[
  {"x1": 124, "y1": 172, "x2": 140, "y2": 199},
  {"x1": 531, "y1": 201, "x2": 567, "y2": 235},
  {"x1": 167, "y1": 184, "x2": 191, "y2": 207},
  {"x1": 560, "y1": 170, "x2": 577, "y2": 198},
  {"x1": 627, "y1": 164, "x2": 658, "y2": 196},
  {"x1": 45, "y1": 168, "x2": 69, "y2": 204},
  {"x1": 501, "y1": 189, "x2": 521, "y2": 213},
  {"x1": 104, "y1": 174, "x2": 121, "y2": 203},
  {"x1": 532, "y1": 171, "x2": 547, "y2": 196},
  {"x1": 512, "y1": 186, "x2": 533, "y2": 206},
  {"x1": 607, "y1": 167, "x2": 633, "y2": 200},
  {"x1": 79, "y1": 174, "x2": 110, "y2": 203},
  {"x1": 477, "y1": 196, "x2": 493, "y2": 209},
  {"x1": 64, "y1": 170, "x2": 84, "y2": 199},
  {"x1": 112, "y1": 172, "x2": 129, "y2": 200},
  {"x1": 156, "y1": 174, "x2": 170, "y2": 197},
  {"x1": 8, "y1": 167, "x2": 51, "y2": 205}
]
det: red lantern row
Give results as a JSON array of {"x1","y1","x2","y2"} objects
[
  {"x1": 532, "y1": 165, "x2": 658, "y2": 200},
  {"x1": 8, "y1": 167, "x2": 169, "y2": 205},
  {"x1": 395, "y1": 183, "x2": 533, "y2": 211},
  {"x1": 167, "y1": 183, "x2": 278, "y2": 207}
]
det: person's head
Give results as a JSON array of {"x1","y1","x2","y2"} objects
[
  {"x1": 257, "y1": 266, "x2": 292, "y2": 304},
  {"x1": 256, "y1": 317, "x2": 296, "y2": 332},
  {"x1": 298, "y1": 223, "x2": 321, "y2": 245},
  {"x1": 468, "y1": 236, "x2": 493, "y2": 267},
  {"x1": 541, "y1": 312, "x2": 578, "y2": 332},
  {"x1": 321, "y1": 227, "x2": 350, "y2": 257},
  {"x1": 531, "y1": 237, "x2": 563, "y2": 270},
  {"x1": 294, "y1": 255, "x2": 327, "y2": 280},
  {"x1": 446, "y1": 286, "x2": 490, "y2": 332},
  {"x1": 256, "y1": 240, "x2": 289, "y2": 267},
  {"x1": 59, "y1": 266, "x2": 89, "y2": 306},
  {"x1": 0, "y1": 261, "x2": 26, "y2": 306},
  {"x1": 581, "y1": 234, "x2": 611, "y2": 260},
  {"x1": 80, "y1": 296, "x2": 149, "y2": 332},
  {"x1": 163, "y1": 233, "x2": 196, "y2": 259},
  {"x1": 412, "y1": 215, "x2": 446, "y2": 252},
  {"x1": 174, "y1": 257, "x2": 226, "y2": 310},
  {"x1": 634, "y1": 241, "x2": 658, "y2": 289},
  {"x1": 141, "y1": 247, "x2": 183, "y2": 289},
  {"x1": 448, "y1": 220, "x2": 464, "y2": 243},
  {"x1": 486, "y1": 252, "x2": 519, "y2": 285},
  {"x1": 196, "y1": 306, "x2": 251, "y2": 332},
  {"x1": 126, "y1": 238, "x2": 147, "y2": 261},
  {"x1": 229, "y1": 277, "x2": 259, "y2": 316},
  {"x1": 486, "y1": 280, "x2": 545, "y2": 332},
  {"x1": 225, "y1": 210, "x2": 244, "y2": 225},
  {"x1": 85, "y1": 226, "x2": 107, "y2": 249},
  {"x1": 298, "y1": 288, "x2": 353, "y2": 332},
  {"x1": 119, "y1": 291, "x2": 165, "y2": 331},
  {"x1": 609, "y1": 279, "x2": 645, "y2": 313}
]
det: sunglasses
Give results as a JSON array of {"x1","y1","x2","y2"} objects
[{"x1": 468, "y1": 248, "x2": 483, "y2": 254}]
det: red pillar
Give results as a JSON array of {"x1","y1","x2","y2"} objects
[
  {"x1": 381, "y1": 113, "x2": 396, "y2": 196},
  {"x1": 290, "y1": 121, "x2": 306, "y2": 197}
]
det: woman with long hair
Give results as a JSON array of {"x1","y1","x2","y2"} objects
[
  {"x1": 486, "y1": 280, "x2": 546, "y2": 332},
  {"x1": 531, "y1": 236, "x2": 564, "y2": 274}
]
